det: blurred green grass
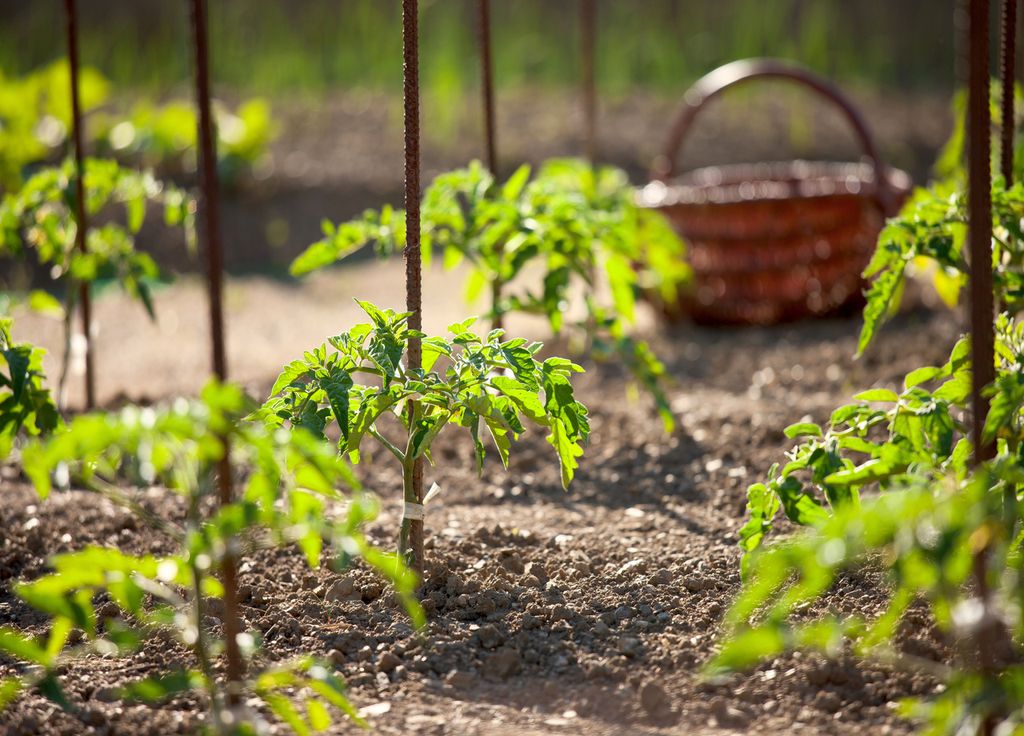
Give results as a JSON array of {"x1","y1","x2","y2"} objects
[{"x1": 2, "y1": 0, "x2": 955, "y2": 102}]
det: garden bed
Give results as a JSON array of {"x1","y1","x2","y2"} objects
[{"x1": 1, "y1": 275, "x2": 960, "y2": 735}]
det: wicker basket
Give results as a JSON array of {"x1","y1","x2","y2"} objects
[{"x1": 639, "y1": 59, "x2": 912, "y2": 325}]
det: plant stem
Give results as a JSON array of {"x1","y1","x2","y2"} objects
[
  {"x1": 398, "y1": 451, "x2": 415, "y2": 563},
  {"x1": 491, "y1": 275, "x2": 504, "y2": 332},
  {"x1": 215, "y1": 452, "x2": 246, "y2": 706},
  {"x1": 367, "y1": 427, "x2": 405, "y2": 463},
  {"x1": 56, "y1": 282, "x2": 76, "y2": 410},
  {"x1": 187, "y1": 494, "x2": 226, "y2": 731}
]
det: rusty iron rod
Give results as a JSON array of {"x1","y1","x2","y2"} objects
[
  {"x1": 189, "y1": 0, "x2": 244, "y2": 701},
  {"x1": 63, "y1": 0, "x2": 95, "y2": 410},
  {"x1": 476, "y1": 0, "x2": 504, "y2": 331},
  {"x1": 477, "y1": 0, "x2": 498, "y2": 174},
  {"x1": 970, "y1": 0, "x2": 996, "y2": 465},
  {"x1": 967, "y1": 4, "x2": 1000, "y2": 732},
  {"x1": 581, "y1": 0, "x2": 597, "y2": 164},
  {"x1": 190, "y1": 0, "x2": 228, "y2": 381},
  {"x1": 401, "y1": 0, "x2": 425, "y2": 575},
  {"x1": 1002, "y1": 0, "x2": 1018, "y2": 184}
]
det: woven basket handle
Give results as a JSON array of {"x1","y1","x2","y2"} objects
[{"x1": 651, "y1": 58, "x2": 896, "y2": 214}]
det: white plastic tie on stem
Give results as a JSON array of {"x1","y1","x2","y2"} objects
[
  {"x1": 423, "y1": 481, "x2": 442, "y2": 505},
  {"x1": 403, "y1": 502, "x2": 425, "y2": 521},
  {"x1": 403, "y1": 482, "x2": 441, "y2": 521}
]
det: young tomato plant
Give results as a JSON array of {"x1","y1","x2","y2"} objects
[
  {"x1": 0, "y1": 157, "x2": 195, "y2": 402},
  {"x1": 722, "y1": 120, "x2": 1024, "y2": 729},
  {"x1": 256, "y1": 300, "x2": 590, "y2": 565},
  {"x1": 0, "y1": 317, "x2": 59, "y2": 458},
  {"x1": 712, "y1": 468, "x2": 1024, "y2": 734},
  {"x1": 4, "y1": 382, "x2": 421, "y2": 735},
  {"x1": 289, "y1": 159, "x2": 685, "y2": 431},
  {"x1": 738, "y1": 334, "x2": 973, "y2": 566}
]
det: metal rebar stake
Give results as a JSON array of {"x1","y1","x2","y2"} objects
[
  {"x1": 189, "y1": 0, "x2": 244, "y2": 702},
  {"x1": 477, "y1": 0, "x2": 498, "y2": 174},
  {"x1": 581, "y1": 0, "x2": 597, "y2": 164},
  {"x1": 967, "y1": 5, "x2": 1000, "y2": 733},
  {"x1": 1002, "y1": 0, "x2": 1018, "y2": 184},
  {"x1": 190, "y1": 0, "x2": 228, "y2": 381},
  {"x1": 64, "y1": 0, "x2": 96, "y2": 410},
  {"x1": 970, "y1": 0, "x2": 996, "y2": 465},
  {"x1": 402, "y1": 0, "x2": 425, "y2": 576}
]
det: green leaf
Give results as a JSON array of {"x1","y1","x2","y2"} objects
[
  {"x1": 27, "y1": 290, "x2": 65, "y2": 319},
  {"x1": 491, "y1": 376, "x2": 547, "y2": 423},
  {"x1": 783, "y1": 422, "x2": 822, "y2": 439},
  {"x1": 306, "y1": 698, "x2": 332, "y2": 731},
  {"x1": 3, "y1": 346, "x2": 30, "y2": 401},
  {"x1": 117, "y1": 670, "x2": 203, "y2": 703},
  {"x1": 0, "y1": 627, "x2": 52, "y2": 666},
  {"x1": 501, "y1": 164, "x2": 531, "y2": 199},
  {"x1": 904, "y1": 365, "x2": 942, "y2": 389},
  {"x1": 264, "y1": 692, "x2": 312, "y2": 736},
  {"x1": 0, "y1": 678, "x2": 24, "y2": 710},
  {"x1": 321, "y1": 371, "x2": 353, "y2": 442},
  {"x1": 853, "y1": 388, "x2": 899, "y2": 403},
  {"x1": 705, "y1": 627, "x2": 786, "y2": 675},
  {"x1": 858, "y1": 259, "x2": 906, "y2": 355},
  {"x1": 774, "y1": 477, "x2": 829, "y2": 527},
  {"x1": 36, "y1": 673, "x2": 71, "y2": 711}
]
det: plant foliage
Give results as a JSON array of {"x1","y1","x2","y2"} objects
[
  {"x1": 0, "y1": 317, "x2": 59, "y2": 458},
  {"x1": 0, "y1": 157, "x2": 195, "y2": 318},
  {"x1": 290, "y1": 159, "x2": 685, "y2": 431},
  {"x1": 2, "y1": 382, "x2": 421, "y2": 734},
  {"x1": 257, "y1": 301, "x2": 590, "y2": 559},
  {"x1": 719, "y1": 109, "x2": 1024, "y2": 732},
  {"x1": 0, "y1": 60, "x2": 276, "y2": 192}
]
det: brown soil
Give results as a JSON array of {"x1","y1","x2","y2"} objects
[
  {"x1": 0, "y1": 83, "x2": 961, "y2": 734},
  {"x1": 2, "y1": 275, "x2": 962, "y2": 734}
]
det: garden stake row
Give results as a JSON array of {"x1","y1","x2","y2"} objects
[
  {"x1": 189, "y1": 0, "x2": 245, "y2": 701},
  {"x1": 63, "y1": 0, "x2": 95, "y2": 410},
  {"x1": 401, "y1": 0, "x2": 426, "y2": 576},
  {"x1": 1002, "y1": 0, "x2": 1018, "y2": 185},
  {"x1": 581, "y1": 0, "x2": 597, "y2": 164}
]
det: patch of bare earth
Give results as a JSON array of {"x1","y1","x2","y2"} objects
[{"x1": 3, "y1": 275, "x2": 960, "y2": 733}]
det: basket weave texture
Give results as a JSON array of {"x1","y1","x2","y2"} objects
[
  {"x1": 641, "y1": 160, "x2": 911, "y2": 325},
  {"x1": 642, "y1": 59, "x2": 911, "y2": 325}
]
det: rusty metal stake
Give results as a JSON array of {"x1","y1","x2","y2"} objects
[
  {"x1": 581, "y1": 0, "x2": 597, "y2": 164},
  {"x1": 190, "y1": 0, "x2": 228, "y2": 381},
  {"x1": 967, "y1": 2, "x2": 1000, "y2": 733},
  {"x1": 63, "y1": 0, "x2": 95, "y2": 410},
  {"x1": 1002, "y1": 0, "x2": 1018, "y2": 184},
  {"x1": 400, "y1": 0, "x2": 425, "y2": 576},
  {"x1": 189, "y1": 0, "x2": 244, "y2": 703},
  {"x1": 476, "y1": 0, "x2": 505, "y2": 331},
  {"x1": 971, "y1": 0, "x2": 996, "y2": 464},
  {"x1": 477, "y1": 0, "x2": 498, "y2": 174}
]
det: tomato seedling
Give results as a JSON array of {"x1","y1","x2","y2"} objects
[
  {"x1": 257, "y1": 300, "x2": 590, "y2": 569},
  {"x1": 4, "y1": 382, "x2": 421, "y2": 735},
  {"x1": 290, "y1": 159, "x2": 684, "y2": 431}
]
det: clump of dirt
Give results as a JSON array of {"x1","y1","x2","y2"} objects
[{"x1": 1, "y1": 299, "x2": 962, "y2": 735}]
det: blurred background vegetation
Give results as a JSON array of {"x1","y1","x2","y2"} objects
[
  {"x1": 0, "y1": 1, "x2": 966, "y2": 274},
  {"x1": 2, "y1": 0, "x2": 957, "y2": 100}
]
